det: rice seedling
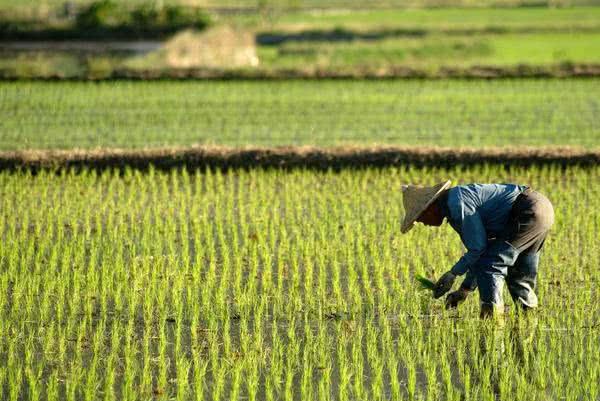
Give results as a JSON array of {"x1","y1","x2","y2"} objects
[
  {"x1": 416, "y1": 275, "x2": 436, "y2": 291},
  {"x1": 1, "y1": 79, "x2": 599, "y2": 149},
  {"x1": 0, "y1": 165, "x2": 598, "y2": 400}
]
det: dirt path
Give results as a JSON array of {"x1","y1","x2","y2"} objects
[{"x1": 2, "y1": 145, "x2": 599, "y2": 172}]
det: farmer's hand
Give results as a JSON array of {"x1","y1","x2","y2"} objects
[
  {"x1": 433, "y1": 271, "x2": 456, "y2": 299},
  {"x1": 445, "y1": 288, "x2": 470, "y2": 309}
]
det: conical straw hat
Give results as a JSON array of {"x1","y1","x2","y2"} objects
[{"x1": 401, "y1": 180, "x2": 451, "y2": 234}]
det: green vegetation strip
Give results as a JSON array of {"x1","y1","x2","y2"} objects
[
  {"x1": 2, "y1": 79, "x2": 599, "y2": 150},
  {"x1": 272, "y1": 7, "x2": 600, "y2": 31},
  {"x1": 1, "y1": 165, "x2": 598, "y2": 401}
]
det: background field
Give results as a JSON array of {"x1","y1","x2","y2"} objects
[
  {"x1": 1, "y1": 79, "x2": 598, "y2": 150},
  {"x1": 1, "y1": 165, "x2": 598, "y2": 401},
  {"x1": 254, "y1": 7, "x2": 600, "y2": 71},
  {"x1": 3, "y1": 7, "x2": 600, "y2": 78}
]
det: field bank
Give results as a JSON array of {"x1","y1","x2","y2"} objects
[
  {"x1": 1, "y1": 165, "x2": 599, "y2": 400},
  {"x1": 3, "y1": 146, "x2": 600, "y2": 172}
]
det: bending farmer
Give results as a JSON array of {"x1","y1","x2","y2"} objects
[{"x1": 401, "y1": 181, "x2": 554, "y2": 318}]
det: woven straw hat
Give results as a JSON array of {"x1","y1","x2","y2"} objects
[{"x1": 401, "y1": 180, "x2": 452, "y2": 234}]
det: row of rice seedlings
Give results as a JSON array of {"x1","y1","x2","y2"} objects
[
  {"x1": 3, "y1": 80, "x2": 599, "y2": 149},
  {"x1": 0, "y1": 165, "x2": 598, "y2": 400}
]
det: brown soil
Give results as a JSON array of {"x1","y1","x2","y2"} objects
[
  {"x1": 2, "y1": 63, "x2": 600, "y2": 80},
  {"x1": 2, "y1": 145, "x2": 599, "y2": 172}
]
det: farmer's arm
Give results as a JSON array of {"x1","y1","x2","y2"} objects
[
  {"x1": 433, "y1": 187, "x2": 488, "y2": 299},
  {"x1": 448, "y1": 194, "x2": 487, "y2": 277}
]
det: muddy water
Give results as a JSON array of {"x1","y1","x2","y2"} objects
[{"x1": 0, "y1": 40, "x2": 162, "y2": 54}]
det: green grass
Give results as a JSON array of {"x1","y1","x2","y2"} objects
[
  {"x1": 487, "y1": 32, "x2": 600, "y2": 64},
  {"x1": 253, "y1": 8, "x2": 600, "y2": 73},
  {"x1": 1, "y1": 79, "x2": 599, "y2": 150},
  {"x1": 1, "y1": 165, "x2": 599, "y2": 401},
  {"x1": 270, "y1": 6, "x2": 600, "y2": 31},
  {"x1": 257, "y1": 32, "x2": 600, "y2": 69}
]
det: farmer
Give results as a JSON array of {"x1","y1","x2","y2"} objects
[{"x1": 400, "y1": 181, "x2": 554, "y2": 318}]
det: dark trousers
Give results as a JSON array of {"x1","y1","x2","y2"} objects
[{"x1": 475, "y1": 188, "x2": 555, "y2": 309}]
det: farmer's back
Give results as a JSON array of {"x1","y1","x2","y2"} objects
[{"x1": 445, "y1": 183, "x2": 528, "y2": 239}]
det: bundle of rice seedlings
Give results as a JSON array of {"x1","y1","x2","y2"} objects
[{"x1": 416, "y1": 275, "x2": 436, "y2": 291}]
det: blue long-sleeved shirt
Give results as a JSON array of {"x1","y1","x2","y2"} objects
[{"x1": 439, "y1": 183, "x2": 528, "y2": 288}]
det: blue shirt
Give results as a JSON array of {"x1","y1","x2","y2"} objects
[{"x1": 441, "y1": 183, "x2": 528, "y2": 277}]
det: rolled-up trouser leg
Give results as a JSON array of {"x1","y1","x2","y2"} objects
[
  {"x1": 506, "y1": 251, "x2": 541, "y2": 309},
  {"x1": 475, "y1": 239, "x2": 521, "y2": 309}
]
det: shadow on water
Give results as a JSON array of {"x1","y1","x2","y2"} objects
[
  {"x1": 256, "y1": 27, "x2": 427, "y2": 45},
  {"x1": 255, "y1": 25, "x2": 600, "y2": 45},
  {"x1": 0, "y1": 41, "x2": 162, "y2": 54}
]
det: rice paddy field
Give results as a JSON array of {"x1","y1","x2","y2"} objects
[
  {"x1": 2, "y1": 2, "x2": 600, "y2": 401},
  {"x1": 2, "y1": 79, "x2": 600, "y2": 150},
  {"x1": 1, "y1": 164, "x2": 599, "y2": 401}
]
